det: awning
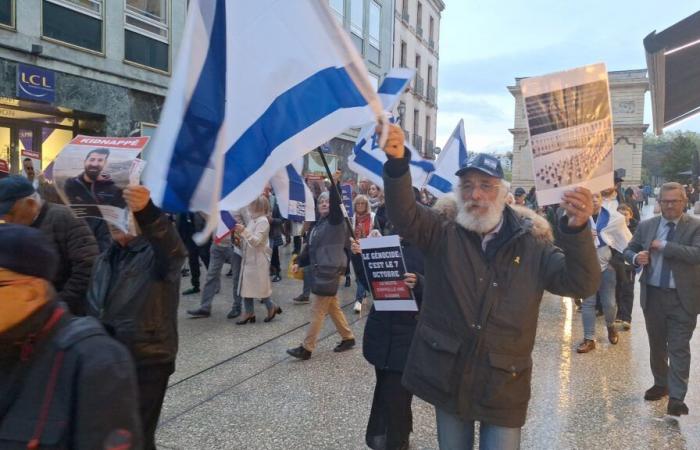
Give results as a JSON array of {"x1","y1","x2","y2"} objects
[{"x1": 645, "y1": 11, "x2": 700, "y2": 135}]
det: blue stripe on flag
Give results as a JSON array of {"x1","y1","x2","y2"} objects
[
  {"x1": 221, "y1": 211, "x2": 237, "y2": 229},
  {"x1": 427, "y1": 174, "x2": 453, "y2": 194},
  {"x1": 410, "y1": 159, "x2": 436, "y2": 173},
  {"x1": 286, "y1": 165, "x2": 306, "y2": 203},
  {"x1": 162, "y1": 0, "x2": 227, "y2": 211},
  {"x1": 378, "y1": 77, "x2": 408, "y2": 95},
  {"x1": 222, "y1": 66, "x2": 368, "y2": 196}
]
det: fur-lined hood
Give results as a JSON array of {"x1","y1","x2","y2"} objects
[{"x1": 510, "y1": 204, "x2": 554, "y2": 243}]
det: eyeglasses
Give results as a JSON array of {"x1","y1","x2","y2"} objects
[{"x1": 459, "y1": 182, "x2": 500, "y2": 195}]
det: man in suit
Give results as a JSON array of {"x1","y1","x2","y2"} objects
[{"x1": 624, "y1": 182, "x2": 700, "y2": 416}]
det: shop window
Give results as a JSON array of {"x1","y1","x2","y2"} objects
[
  {"x1": 0, "y1": 0, "x2": 13, "y2": 28},
  {"x1": 43, "y1": 0, "x2": 103, "y2": 53},
  {"x1": 125, "y1": 0, "x2": 169, "y2": 72}
]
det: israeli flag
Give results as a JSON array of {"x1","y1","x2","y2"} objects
[
  {"x1": 144, "y1": 0, "x2": 385, "y2": 234},
  {"x1": 378, "y1": 68, "x2": 415, "y2": 110},
  {"x1": 214, "y1": 210, "x2": 237, "y2": 244},
  {"x1": 425, "y1": 119, "x2": 468, "y2": 197},
  {"x1": 270, "y1": 160, "x2": 315, "y2": 223}
]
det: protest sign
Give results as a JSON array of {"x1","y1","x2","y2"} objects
[
  {"x1": 521, "y1": 63, "x2": 614, "y2": 206},
  {"x1": 359, "y1": 235, "x2": 417, "y2": 312},
  {"x1": 341, "y1": 184, "x2": 353, "y2": 217},
  {"x1": 53, "y1": 135, "x2": 149, "y2": 231}
]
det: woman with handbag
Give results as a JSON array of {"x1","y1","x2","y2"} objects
[
  {"x1": 234, "y1": 195, "x2": 282, "y2": 324},
  {"x1": 286, "y1": 171, "x2": 355, "y2": 360}
]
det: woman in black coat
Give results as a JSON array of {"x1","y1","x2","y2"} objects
[{"x1": 351, "y1": 232, "x2": 424, "y2": 450}]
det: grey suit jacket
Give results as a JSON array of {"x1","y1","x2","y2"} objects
[{"x1": 623, "y1": 213, "x2": 700, "y2": 315}]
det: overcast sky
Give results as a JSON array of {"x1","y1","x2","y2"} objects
[{"x1": 435, "y1": 1, "x2": 700, "y2": 153}]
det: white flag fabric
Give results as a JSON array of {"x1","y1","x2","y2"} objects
[
  {"x1": 425, "y1": 119, "x2": 468, "y2": 197},
  {"x1": 144, "y1": 0, "x2": 384, "y2": 228},
  {"x1": 349, "y1": 121, "x2": 435, "y2": 189},
  {"x1": 269, "y1": 160, "x2": 315, "y2": 222}
]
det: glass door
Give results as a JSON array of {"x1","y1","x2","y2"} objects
[{"x1": 0, "y1": 126, "x2": 15, "y2": 175}]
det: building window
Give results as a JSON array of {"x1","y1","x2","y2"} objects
[
  {"x1": 329, "y1": 0, "x2": 344, "y2": 22},
  {"x1": 350, "y1": 0, "x2": 363, "y2": 36},
  {"x1": 43, "y1": 0, "x2": 103, "y2": 53},
  {"x1": 429, "y1": 16, "x2": 435, "y2": 48},
  {"x1": 125, "y1": 0, "x2": 169, "y2": 72},
  {"x1": 0, "y1": 0, "x2": 14, "y2": 28},
  {"x1": 416, "y1": 2, "x2": 423, "y2": 36},
  {"x1": 367, "y1": 1, "x2": 380, "y2": 65},
  {"x1": 400, "y1": 41, "x2": 407, "y2": 67}
]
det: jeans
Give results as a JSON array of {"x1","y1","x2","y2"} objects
[
  {"x1": 582, "y1": 266, "x2": 617, "y2": 340},
  {"x1": 199, "y1": 245, "x2": 231, "y2": 312},
  {"x1": 435, "y1": 408, "x2": 521, "y2": 450},
  {"x1": 355, "y1": 282, "x2": 367, "y2": 302},
  {"x1": 243, "y1": 297, "x2": 276, "y2": 315}
]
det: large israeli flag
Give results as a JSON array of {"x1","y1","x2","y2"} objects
[
  {"x1": 425, "y1": 119, "x2": 468, "y2": 197},
  {"x1": 270, "y1": 160, "x2": 315, "y2": 222},
  {"x1": 145, "y1": 0, "x2": 385, "y2": 229}
]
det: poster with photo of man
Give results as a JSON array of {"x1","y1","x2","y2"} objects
[
  {"x1": 521, "y1": 63, "x2": 615, "y2": 205},
  {"x1": 53, "y1": 135, "x2": 149, "y2": 231}
]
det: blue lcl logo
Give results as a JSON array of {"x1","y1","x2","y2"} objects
[{"x1": 17, "y1": 64, "x2": 55, "y2": 103}]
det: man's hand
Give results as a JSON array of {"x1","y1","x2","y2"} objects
[
  {"x1": 404, "y1": 273, "x2": 417, "y2": 289},
  {"x1": 650, "y1": 240, "x2": 664, "y2": 251},
  {"x1": 123, "y1": 185, "x2": 150, "y2": 212},
  {"x1": 234, "y1": 223, "x2": 245, "y2": 234},
  {"x1": 377, "y1": 123, "x2": 405, "y2": 159},
  {"x1": 560, "y1": 187, "x2": 593, "y2": 228},
  {"x1": 635, "y1": 250, "x2": 650, "y2": 266}
]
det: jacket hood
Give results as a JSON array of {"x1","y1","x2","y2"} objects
[{"x1": 509, "y1": 205, "x2": 554, "y2": 243}]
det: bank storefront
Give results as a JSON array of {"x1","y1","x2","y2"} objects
[{"x1": 0, "y1": 59, "x2": 162, "y2": 176}]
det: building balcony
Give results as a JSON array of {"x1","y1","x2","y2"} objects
[
  {"x1": 417, "y1": 25, "x2": 423, "y2": 37},
  {"x1": 402, "y1": 10, "x2": 409, "y2": 23},
  {"x1": 412, "y1": 134, "x2": 423, "y2": 152},
  {"x1": 425, "y1": 139, "x2": 435, "y2": 159},
  {"x1": 427, "y1": 85, "x2": 436, "y2": 104},
  {"x1": 429, "y1": 38, "x2": 435, "y2": 50},
  {"x1": 414, "y1": 75, "x2": 424, "y2": 97}
]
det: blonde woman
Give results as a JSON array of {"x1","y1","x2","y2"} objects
[{"x1": 234, "y1": 195, "x2": 282, "y2": 324}]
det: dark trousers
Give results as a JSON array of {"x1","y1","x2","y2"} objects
[
  {"x1": 611, "y1": 257, "x2": 635, "y2": 322},
  {"x1": 185, "y1": 239, "x2": 211, "y2": 288},
  {"x1": 136, "y1": 363, "x2": 173, "y2": 450},
  {"x1": 271, "y1": 245, "x2": 281, "y2": 273},
  {"x1": 293, "y1": 236, "x2": 302, "y2": 255},
  {"x1": 644, "y1": 286, "x2": 697, "y2": 401},
  {"x1": 366, "y1": 369, "x2": 413, "y2": 450}
]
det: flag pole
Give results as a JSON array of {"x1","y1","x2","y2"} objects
[{"x1": 316, "y1": 147, "x2": 356, "y2": 240}]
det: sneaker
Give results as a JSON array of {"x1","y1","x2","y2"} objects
[
  {"x1": 287, "y1": 345, "x2": 312, "y2": 360},
  {"x1": 353, "y1": 301, "x2": 362, "y2": 314},
  {"x1": 182, "y1": 287, "x2": 200, "y2": 296},
  {"x1": 292, "y1": 294, "x2": 310, "y2": 304},
  {"x1": 576, "y1": 339, "x2": 595, "y2": 353},
  {"x1": 226, "y1": 308, "x2": 241, "y2": 319},
  {"x1": 333, "y1": 338, "x2": 356, "y2": 353},
  {"x1": 187, "y1": 308, "x2": 210, "y2": 318}
]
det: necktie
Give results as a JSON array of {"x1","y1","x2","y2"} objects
[{"x1": 659, "y1": 222, "x2": 676, "y2": 289}]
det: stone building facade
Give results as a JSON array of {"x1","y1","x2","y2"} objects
[
  {"x1": 393, "y1": 0, "x2": 444, "y2": 159},
  {"x1": 509, "y1": 69, "x2": 649, "y2": 190},
  {"x1": 0, "y1": 0, "x2": 186, "y2": 174}
]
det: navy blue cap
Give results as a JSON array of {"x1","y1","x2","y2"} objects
[
  {"x1": 0, "y1": 176, "x2": 35, "y2": 216},
  {"x1": 0, "y1": 224, "x2": 58, "y2": 280},
  {"x1": 514, "y1": 187, "x2": 527, "y2": 196},
  {"x1": 455, "y1": 153, "x2": 504, "y2": 179}
]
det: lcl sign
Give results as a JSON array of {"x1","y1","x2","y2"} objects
[{"x1": 16, "y1": 64, "x2": 55, "y2": 103}]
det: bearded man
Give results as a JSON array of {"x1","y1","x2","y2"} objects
[
  {"x1": 380, "y1": 124, "x2": 600, "y2": 449},
  {"x1": 64, "y1": 148, "x2": 126, "y2": 208}
]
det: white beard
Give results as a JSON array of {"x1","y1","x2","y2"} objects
[{"x1": 455, "y1": 196, "x2": 506, "y2": 234}]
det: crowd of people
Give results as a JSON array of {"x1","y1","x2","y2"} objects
[{"x1": 1, "y1": 122, "x2": 699, "y2": 449}]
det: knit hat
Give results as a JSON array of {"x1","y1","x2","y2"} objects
[{"x1": 0, "y1": 224, "x2": 58, "y2": 281}]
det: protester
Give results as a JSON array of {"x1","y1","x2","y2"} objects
[
  {"x1": 287, "y1": 172, "x2": 355, "y2": 360},
  {"x1": 187, "y1": 212, "x2": 244, "y2": 319},
  {"x1": 0, "y1": 224, "x2": 142, "y2": 449},
  {"x1": 0, "y1": 175, "x2": 98, "y2": 316},
  {"x1": 264, "y1": 186, "x2": 285, "y2": 282},
  {"x1": 614, "y1": 203, "x2": 637, "y2": 330},
  {"x1": 351, "y1": 194, "x2": 375, "y2": 313},
  {"x1": 234, "y1": 195, "x2": 282, "y2": 324},
  {"x1": 368, "y1": 183, "x2": 384, "y2": 213},
  {"x1": 350, "y1": 230, "x2": 424, "y2": 450},
  {"x1": 576, "y1": 192, "x2": 631, "y2": 353},
  {"x1": 514, "y1": 187, "x2": 527, "y2": 206},
  {"x1": 525, "y1": 186, "x2": 538, "y2": 210},
  {"x1": 380, "y1": 124, "x2": 599, "y2": 449},
  {"x1": 86, "y1": 185, "x2": 187, "y2": 449},
  {"x1": 177, "y1": 212, "x2": 211, "y2": 295},
  {"x1": 624, "y1": 182, "x2": 700, "y2": 416}
]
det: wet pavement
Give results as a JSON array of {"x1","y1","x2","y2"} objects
[{"x1": 157, "y1": 201, "x2": 700, "y2": 449}]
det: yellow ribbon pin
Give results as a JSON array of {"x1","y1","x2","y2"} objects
[{"x1": 514, "y1": 256, "x2": 520, "y2": 265}]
